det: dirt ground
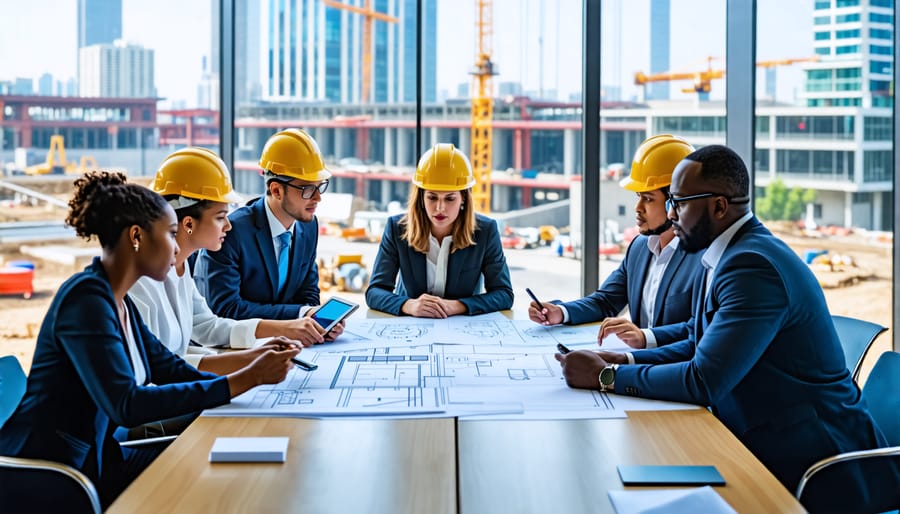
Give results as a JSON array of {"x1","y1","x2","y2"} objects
[{"x1": 0, "y1": 212, "x2": 893, "y2": 384}]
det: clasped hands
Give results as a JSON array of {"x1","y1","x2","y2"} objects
[{"x1": 402, "y1": 294, "x2": 466, "y2": 318}]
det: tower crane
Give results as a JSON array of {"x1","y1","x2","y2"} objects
[
  {"x1": 323, "y1": 0, "x2": 398, "y2": 103},
  {"x1": 470, "y1": 0, "x2": 497, "y2": 213},
  {"x1": 634, "y1": 55, "x2": 819, "y2": 98}
]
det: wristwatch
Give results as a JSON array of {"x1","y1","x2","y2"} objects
[{"x1": 599, "y1": 364, "x2": 618, "y2": 392}]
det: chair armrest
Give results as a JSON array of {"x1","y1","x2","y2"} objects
[
  {"x1": 0, "y1": 455, "x2": 102, "y2": 514},
  {"x1": 796, "y1": 445, "x2": 900, "y2": 501},
  {"x1": 119, "y1": 434, "x2": 178, "y2": 448}
]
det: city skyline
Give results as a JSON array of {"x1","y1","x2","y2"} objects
[{"x1": 2, "y1": 0, "x2": 813, "y2": 106}]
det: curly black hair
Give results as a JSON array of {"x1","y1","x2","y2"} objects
[{"x1": 66, "y1": 171, "x2": 169, "y2": 249}]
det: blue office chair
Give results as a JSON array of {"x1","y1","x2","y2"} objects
[
  {"x1": 0, "y1": 355, "x2": 102, "y2": 514},
  {"x1": 831, "y1": 315, "x2": 887, "y2": 382},
  {"x1": 795, "y1": 351, "x2": 900, "y2": 510}
]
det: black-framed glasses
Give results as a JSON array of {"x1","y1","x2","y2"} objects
[
  {"x1": 665, "y1": 192, "x2": 750, "y2": 212},
  {"x1": 281, "y1": 180, "x2": 329, "y2": 199}
]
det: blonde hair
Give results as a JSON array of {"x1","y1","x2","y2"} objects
[{"x1": 399, "y1": 185, "x2": 476, "y2": 254}]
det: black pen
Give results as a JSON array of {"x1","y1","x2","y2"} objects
[
  {"x1": 291, "y1": 357, "x2": 319, "y2": 371},
  {"x1": 525, "y1": 287, "x2": 545, "y2": 310},
  {"x1": 557, "y1": 343, "x2": 572, "y2": 354}
]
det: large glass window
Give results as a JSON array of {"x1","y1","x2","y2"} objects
[{"x1": 758, "y1": 0, "x2": 895, "y2": 364}]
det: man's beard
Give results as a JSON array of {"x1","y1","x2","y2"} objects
[
  {"x1": 677, "y1": 210, "x2": 714, "y2": 253},
  {"x1": 640, "y1": 219, "x2": 672, "y2": 236}
]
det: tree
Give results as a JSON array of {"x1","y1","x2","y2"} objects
[{"x1": 756, "y1": 179, "x2": 816, "y2": 221}]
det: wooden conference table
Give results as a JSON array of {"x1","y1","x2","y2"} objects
[{"x1": 109, "y1": 310, "x2": 805, "y2": 513}]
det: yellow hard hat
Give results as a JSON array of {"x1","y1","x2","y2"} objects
[
  {"x1": 153, "y1": 147, "x2": 243, "y2": 203},
  {"x1": 258, "y1": 129, "x2": 332, "y2": 182},
  {"x1": 413, "y1": 144, "x2": 476, "y2": 191},
  {"x1": 619, "y1": 134, "x2": 695, "y2": 193}
]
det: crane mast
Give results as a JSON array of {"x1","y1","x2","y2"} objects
[{"x1": 470, "y1": 0, "x2": 496, "y2": 213}]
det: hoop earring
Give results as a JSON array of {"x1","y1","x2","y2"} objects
[{"x1": 133, "y1": 242, "x2": 140, "y2": 252}]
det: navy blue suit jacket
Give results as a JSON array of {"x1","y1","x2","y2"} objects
[
  {"x1": 616, "y1": 217, "x2": 899, "y2": 512},
  {"x1": 0, "y1": 259, "x2": 231, "y2": 503},
  {"x1": 559, "y1": 235, "x2": 701, "y2": 345},
  {"x1": 194, "y1": 196, "x2": 320, "y2": 320},
  {"x1": 366, "y1": 214, "x2": 514, "y2": 315}
]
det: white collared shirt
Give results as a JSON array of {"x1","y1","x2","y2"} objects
[
  {"x1": 426, "y1": 234, "x2": 453, "y2": 297},
  {"x1": 121, "y1": 305, "x2": 147, "y2": 385},
  {"x1": 640, "y1": 235, "x2": 679, "y2": 329}
]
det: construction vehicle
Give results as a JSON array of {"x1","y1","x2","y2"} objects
[
  {"x1": 322, "y1": 0, "x2": 398, "y2": 104},
  {"x1": 634, "y1": 56, "x2": 819, "y2": 98},
  {"x1": 21, "y1": 135, "x2": 97, "y2": 176},
  {"x1": 471, "y1": 0, "x2": 496, "y2": 214},
  {"x1": 318, "y1": 254, "x2": 369, "y2": 293}
]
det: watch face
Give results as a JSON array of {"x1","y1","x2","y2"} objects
[{"x1": 600, "y1": 366, "x2": 615, "y2": 386}]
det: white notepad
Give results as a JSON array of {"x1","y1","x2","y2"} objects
[{"x1": 209, "y1": 437, "x2": 289, "y2": 463}]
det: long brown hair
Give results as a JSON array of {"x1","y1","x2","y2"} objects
[{"x1": 399, "y1": 185, "x2": 476, "y2": 254}]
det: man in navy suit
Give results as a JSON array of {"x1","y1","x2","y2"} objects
[
  {"x1": 557, "y1": 145, "x2": 899, "y2": 513},
  {"x1": 530, "y1": 134, "x2": 702, "y2": 348},
  {"x1": 195, "y1": 129, "x2": 340, "y2": 340}
]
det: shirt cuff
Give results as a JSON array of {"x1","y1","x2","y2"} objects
[
  {"x1": 642, "y1": 328, "x2": 658, "y2": 349},
  {"x1": 298, "y1": 305, "x2": 313, "y2": 318},
  {"x1": 625, "y1": 352, "x2": 636, "y2": 365},
  {"x1": 558, "y1": 304, "x2": 570, "y2": 324}
]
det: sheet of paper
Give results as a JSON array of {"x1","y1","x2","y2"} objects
[
  {"x1": 608, "y1": 486, "x2": 737, "y2": 514},
  {"x1": 209, "y1": 436, "x2": 289, "y2": 462}
]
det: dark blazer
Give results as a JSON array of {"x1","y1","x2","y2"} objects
[
  {"x1": 616, "y1": 217, "x2": 900, "y2": 513},
  {"x1": 194, "y1": 196, "x2": 320, "y2": 320},
  {"x1": 366, "y1": 213, "x2": 514, "y2": 315},
  {"x1": 0, "y1": 258, "x2": 231, "y2": 505},
  {"x1": 558, "y1": 235, "x2": 701, "y2": 345}
]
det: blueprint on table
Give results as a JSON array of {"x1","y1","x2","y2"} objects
[{"x1": 203, "y1": 341, "x2": 697, "y2": 419}]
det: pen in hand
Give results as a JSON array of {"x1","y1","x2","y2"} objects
[
  {"x1": 291, "y1": 357, "x2": 319, "y2": 371},
  {"x1": 525, "y1": 288, "x2": 545, "y2": 310},
  {"x1": 557, "y1": 343, "x2": 572, "y2": 354}
]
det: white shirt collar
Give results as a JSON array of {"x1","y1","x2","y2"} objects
[
  {"x1": 701, "y1": 211, "x2": 754, "y2": 271},
  {"x1": 646, "y1": 234, "x2": 679, "y2": 258},
  {"x1": 264, "y1": 197, "x2": 294, "y2": 240}
]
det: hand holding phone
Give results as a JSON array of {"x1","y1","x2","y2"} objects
[{"x1": 311, "y1": 297, "x2": 359, "y2": 334}]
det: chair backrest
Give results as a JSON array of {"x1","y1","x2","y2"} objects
[
  {"x1": 0, "y1": 355, "x2": 27, "y2": 426},
  {"x1": 862, "y1": 351, "x2": 900, "y2": 447},
  {"x1": 0, "y1": 456, "x2": 102, "y2": 514},
  {"x1": 831, "y1": 315, "x2": 887, "y2": 382}
]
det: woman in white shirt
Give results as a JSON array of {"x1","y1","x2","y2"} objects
[
  {"x1": 365, "y1": 144, "x2": 513, "y2": 317},
  {"x1": 129, "y1": 147, "x2": 331, "y2": 373}
]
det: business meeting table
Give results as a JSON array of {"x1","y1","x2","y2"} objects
[{"x1": 109, "y1": 309, "x2": 805, "y2": 514}]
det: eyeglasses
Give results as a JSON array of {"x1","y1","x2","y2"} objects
[
  {"x1": 665, "y1": 192, "x2": 750, "y2": 212},
  {"x1": 281, "y1": 180, "x2": 329, "y2": 199}
]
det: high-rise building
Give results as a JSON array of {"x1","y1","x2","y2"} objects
[
  {"x1": 648, "y1": 0, "x2": 671, "y2": 100},
  {"x1": 79, "y1": 41, "x2": 156, "y2": 98},
  {"x1": 802, "y1": 0, "x2": 894, "y2": 108},
  {"x1": 77, "y1": 0, "x2": 123, "y2": 85},
  {"x1": 38, "y1": 74, "x2": 54, "y2": 96},
  {"x1": 260, "y1": 0, "x2": 436, "y2": 103}
]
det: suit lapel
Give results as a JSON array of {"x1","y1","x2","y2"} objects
[
  {"x1": 629, "y1": 241, "x2": 651, "y2": 324},
  {"x1": 283, "y1": 222, "x2": 304, "y2": 300},
  {"x1": 652, "y1": 247, "x2": 685, "y2": 326},
  {"x1": 252, "y1": 200, "x2": 280, "y2": 297},
  {"x1": 408, "y1": 245, "x2": 428, "y2": 294},
  {"x1": 692, "y1": 267, "x2": 707, "y2": 341}
]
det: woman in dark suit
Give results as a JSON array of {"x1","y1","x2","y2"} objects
[
  {"x1": 0, "y1": 171, "x2": 299, "y2": 508},
  {"x1": 366, "y1": 144, "x2": 513, "y2": 317}
]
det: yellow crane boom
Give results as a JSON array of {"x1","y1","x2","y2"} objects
[
  {"x1": 323, "y1": 0, "x2": 398, "y2": 104},
  {"x1": 470, "y1": 0, "x2": 496, "y2": 213}
]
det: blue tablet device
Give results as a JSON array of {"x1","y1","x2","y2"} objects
[{"x1": 312, "y1": 297, "x2": 359, "y2": 333}]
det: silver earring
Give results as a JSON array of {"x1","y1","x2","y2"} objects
[
  {"x1": 186, "y1": 228, "x2": 193, "y2": 235},
  {"x1": 133, "y1": 242, "x2": 140, "y2": 252},
  {"x1": 460, "y1": 205, "x2": 465, "y2": 210}
]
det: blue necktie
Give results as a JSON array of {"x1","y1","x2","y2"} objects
[{"x1": 276, "y1": 231, "x2": 291, "y2": 294}]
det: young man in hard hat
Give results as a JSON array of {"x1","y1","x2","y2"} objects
[
  {"x1": 195, "y1": 129, "x2": 341, "y2": 339},
  {"x1": 528, "y1": 134, "x2": 702, "y2": 349}
]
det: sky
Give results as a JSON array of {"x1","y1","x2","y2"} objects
[{"x1": 0, "y1": 0, "x2": 813, "y2": 106}]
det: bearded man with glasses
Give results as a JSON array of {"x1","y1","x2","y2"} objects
[{"x1": 195, "y1": 129, "x2": 343, "y2": 341}]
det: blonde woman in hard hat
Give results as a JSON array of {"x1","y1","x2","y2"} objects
[
  {"x1": 129, "y1": 148, "x2": 328, "y2": 380},
  {"x1": 194, "y1": 130, "x2": 342, "y2": 342},
  {"x1": 529, "y1": 134, "x2": 703, "y2": 349},
  {"x1": 366, "y1": 143, "x2": 513, "y2": 317}
]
